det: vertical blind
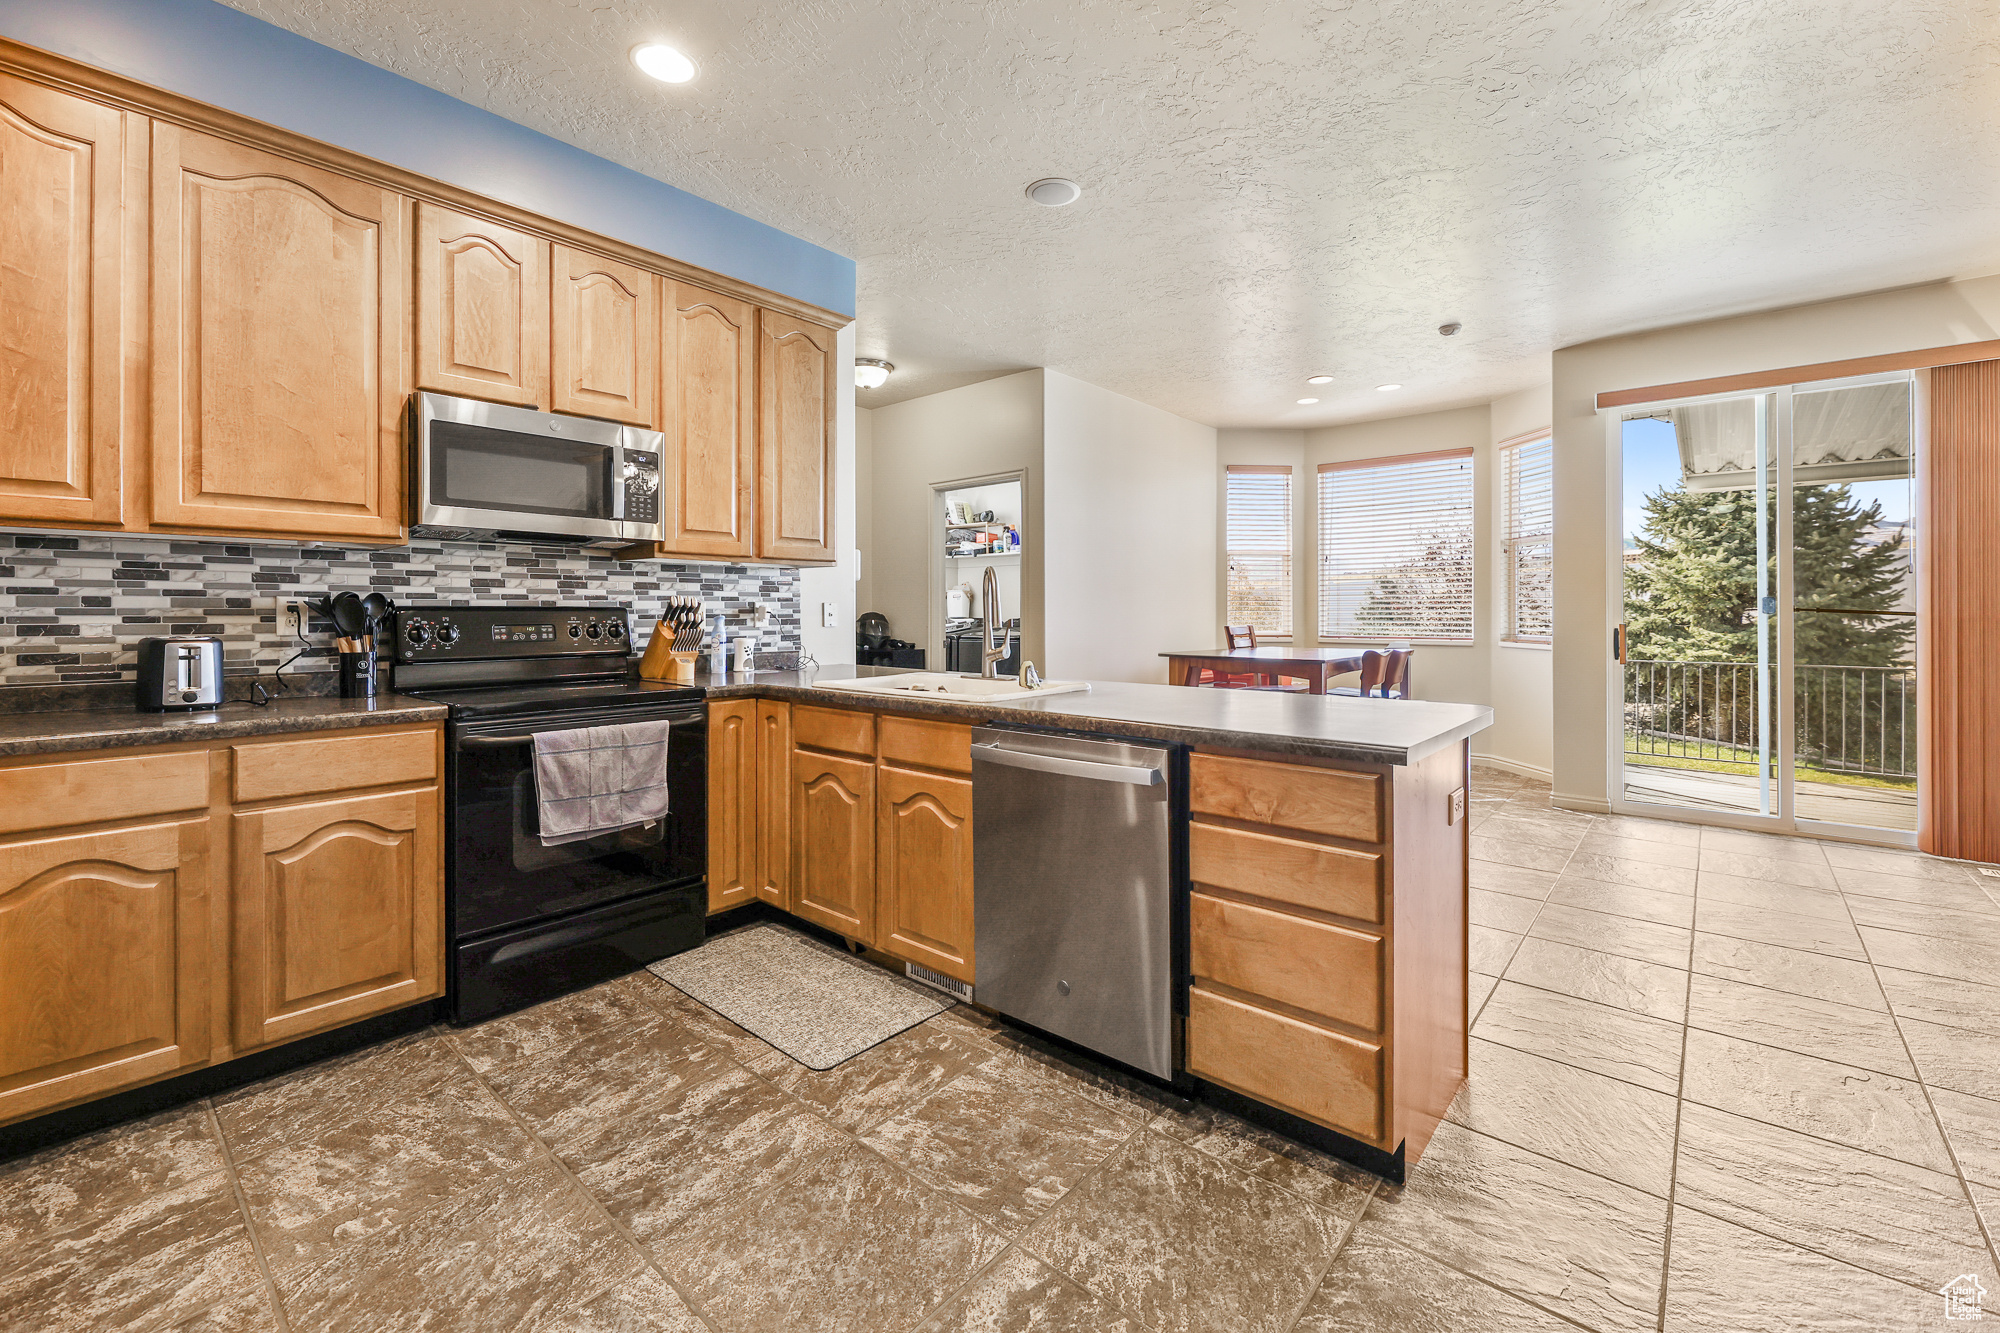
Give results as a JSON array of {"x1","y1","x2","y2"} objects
[
  {"x1": 1501, "y1": 433, "x2": 1554, "y2": 642},
  {"x1": 1225, "y1": 466, "x2": 1292, "y2": 637},
  {"x1": 1318, "y1": 450, "x2": 1474, "y2": 641}
]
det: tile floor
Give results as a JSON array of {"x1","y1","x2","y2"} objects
[{"x1": 3, "y1": 766, "x2": 1996, "y2": 1331}]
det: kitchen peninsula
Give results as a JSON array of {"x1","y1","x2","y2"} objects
[{"x1": 703, "y1": 666, "x2": 1491, "y2": 1177}]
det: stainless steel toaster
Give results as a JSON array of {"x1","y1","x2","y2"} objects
[{"x1": 136, "y1": 636, "x2": 225, "y2": 711}]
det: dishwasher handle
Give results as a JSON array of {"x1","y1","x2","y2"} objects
[{"x1": 972, "y1": 741, "x2": 1164, "y2": 786}]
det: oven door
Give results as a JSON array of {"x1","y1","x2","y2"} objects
[
  {"x1": 448, "y1": 701, "x2": 706, "y2": 941},
  {"x1": 413, "y1": 391, "x2": 654, "y2": 543}
]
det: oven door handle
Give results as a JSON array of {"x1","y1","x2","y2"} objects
[{"x1": 460, "y1": 734, "x2": 535, "y2": 748}]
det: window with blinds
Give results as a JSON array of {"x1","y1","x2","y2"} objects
[
  {"x1": 1318, "y1": 450, "x2": 1474, "y2": 642},
  {"x1": 1501, "y1": 434, "x2": 1554, "y2": 642},
  {"x1": 1225, "y1": 465, "x2": 1292, "y2": 638}
]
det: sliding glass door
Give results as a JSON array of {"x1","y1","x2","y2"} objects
[{"x1": 1614, "y1": 373, "x2": 1917, "y2": 836}]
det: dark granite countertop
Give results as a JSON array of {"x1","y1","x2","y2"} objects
[
  {"x1": 0, "y1": 691, "x2": 449, "y2": 757},
  {"x1": 704, "y1": 666, "x2": 1491, "y2": 765}
]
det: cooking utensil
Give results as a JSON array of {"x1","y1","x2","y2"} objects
[
  {"x1": 360, "y1": 592, "x2": 392, "y2": 639},
  {"x1": 330, "y1": 592, "x2": 367, "y2": 641}
]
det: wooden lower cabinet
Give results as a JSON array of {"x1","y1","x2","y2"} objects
[
  {"x1": 0, "y1": 818, "x2": 212, "y2": 1124},
  {"x1": 0, "y1": 725, "x2": 446, "y2": 1129},
  {"x1": 706, "y1": 700, "x2": 758, "y2": 912},
  {"x1": 754, "y1": 700, "x2": 791, "y2": 907},
  {"x1": 790, "y1": 748, "x2": 876, "y2": 942},
  {"x1": 876, "y1": 765, "x2": 974, "y2": 984},
  {"x1": 232, "y1": 787, "x2": 441, "y2": 1051}
]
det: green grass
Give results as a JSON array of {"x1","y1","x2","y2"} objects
[{"x1": 1624, "y1": 748, "x2": 1916, "y2": 791}]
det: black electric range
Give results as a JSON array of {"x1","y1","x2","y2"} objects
[{"x1": 391, "y1": 605, "x2": 707, "y2": 1024}]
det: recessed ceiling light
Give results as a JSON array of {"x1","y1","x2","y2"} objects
[
  {"x1": 1296, "y1": 398, "x2": 1319, "y2": 405},
  {"x1": 1376, "y1": 383, "x2": 1402, "y2": 392},
  {"x1": 1025, "y1": 178, "x2": 1082, "y2": 207},
  {"x1": 854, "y1": 359, "x2": 893, "y2": 390},
  {"x1": 1306, "y1": 375, "x2": 1334, "y2": 385},
  {"x1": 631, "y1": 43, "x2": 697, "y2": 83}
]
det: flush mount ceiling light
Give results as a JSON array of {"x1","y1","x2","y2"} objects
[
  {"x1": 854, "y1": 358, "x2": 894, "y2": 389},
  {"x1": 1306, "y1": 375, "x2": 1335, "y2": 385},
  {"x1": 1376, "y1": 383, "x2": 1403, "y2": 392},
  {"x1": 1025, "y1": 177, "x2": 1082, "y2": 207},
  {"x1": 631, "y1": 43, "x2": 697, "y2": 83},
  {"x1": 1296, "y1": 397, "x2": 1319, "y2": 405}
]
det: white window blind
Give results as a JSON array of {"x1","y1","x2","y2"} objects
[
  {"x1": 1501, "y1": 433, "x2": 1554, "y2": 642},
  {"x1": 1318, "y1": 450, "x2": 1474, "y2": 642},
  {"x1": 1225, "y1": 466, "x2": 1292, "y2": 638}
]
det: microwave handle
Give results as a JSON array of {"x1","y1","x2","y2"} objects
[{"x1": 608, "y1": 444, "x2": 627, "y2": 522}]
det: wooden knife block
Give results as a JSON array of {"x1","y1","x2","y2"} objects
[{"x1": 638, "y1": 622, "x2": 696, "y2": 682}]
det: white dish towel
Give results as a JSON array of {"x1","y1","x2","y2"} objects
[{"x1": 532, "y1": 720, "x2": 672, "y2": 846}]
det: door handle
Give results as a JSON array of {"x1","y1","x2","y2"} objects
[
  {"x1": 972, "y1": 742, "x2": 1163, "y2": 786},
  {"x1": 1613, "y1": 623, "x2": 1628, "y2": 665}
]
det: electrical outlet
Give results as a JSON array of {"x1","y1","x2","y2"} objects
[
  {"x1": 1447, "y1": 787, "x2": 1467, "y2": 825},
  {"x1": 822, "y1": 602, "x2": 839, "y2": 628},
  {"x1": 1980, "y1": 867, "x2": 2000, "y2": 879}
]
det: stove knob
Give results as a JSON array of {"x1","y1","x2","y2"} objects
[
  {"x1": 584, "y1": 620, "x2": 603, "y2": 640},
  {"x1": 606, "y1": 620, "x2": 626, "y2": 641},
  {"x1": 436, "y1": 622, "x2": 460, "y2": 647},
  {"x1": 568, "y1": 622, "x2": 582, "y2": 639},
  {"x1": 406, "y1": 621, "x2": 432, "y2": 647}
]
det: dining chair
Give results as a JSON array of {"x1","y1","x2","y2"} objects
[
  {"x1": 1200, "y1": 624, "x2": 1267, "y2": 688},
  {"x1": 1330, "y1": 649, "x2": 1413, "y2": 698}
]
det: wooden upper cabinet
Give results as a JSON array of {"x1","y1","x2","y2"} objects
[
  {"x1": 757, "y1": 311, "x2": 838, "y2": 563},
  {"x1": 551, "y1": 244, "x2": 658, "y2": 426},
  {"x1": 665, "y1": 286, "x2": 756, "y2": 558},
  {"x1": 0, "y1": 818, "x2": 212, "y2": 1124},
  {"x1": 0, "y1": 75, "x2": 128, "y2": 529},
  {"x1": 415, "y1": 203, "x2": 548, "y2": 407},
  {"x1": 150, "y1": 125, "x2": 407, "y2": 540},
  {"x1": 232, "y1": 786, "x2": 441, "y2": 1051}
]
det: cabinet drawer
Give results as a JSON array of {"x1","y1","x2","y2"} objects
[
  {"x1": 791, "y1": 705, "x2": 875, "y2": 758},
  {"x1": 1190, "y1": 893, "x2": 1383, "y2": 1032},
  {"x1": 1187, "y1": 986, "x2": 1384, "y2": 1143},
  {"x1": 1190, "y1": 822, "x2": 1382, "y2": 924},
  {"x1": 878, "y1": 715, "x2": 972, "y2": 774},
  {"x1": 0, "y1": 751, "x2": 208, "y2": 834},
  {"x1": 1191, "y1": 753, "x2": 1381, "y2": 842},
  {"x1": 233, "y1": 727, "x2": 437, "y2": 802}
]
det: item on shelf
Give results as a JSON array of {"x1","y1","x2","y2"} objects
[
  {"x1": 973, "y1": 509, "x2": 996, "y2": 523},
  {"x1": 734, "y1": 632, "x2": 758, "y2": 675},
  {"x1": 707, "y1": 613, "x2": 728, "y2": 677}
]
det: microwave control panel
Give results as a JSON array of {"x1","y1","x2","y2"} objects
[
  {"x1": 392, "y1": 605, "x2": 631, "y2": 663},
  {"x1": 622, "y1": 452, "x2": 661, "y2": 527}
]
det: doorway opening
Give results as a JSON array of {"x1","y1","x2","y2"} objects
[
  {"x1": 932, "y1": 476, "x2": 1024, "y2": 675},
  {"x1": 1612, "y1": 372, "x2": 1918, "y2": 839}
]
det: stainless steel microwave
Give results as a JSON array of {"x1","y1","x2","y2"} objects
[{"x1": 408, "y1": 392, "x2": 664, "y2": 547}]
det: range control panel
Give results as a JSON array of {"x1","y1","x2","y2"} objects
[{"x1": 391, "y1": 605, "x2": 631, "y2": 663}]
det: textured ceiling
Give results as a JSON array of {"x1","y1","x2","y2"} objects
[{"x1": 224, "y1": 0, "x2": 2000, "y2": 426}]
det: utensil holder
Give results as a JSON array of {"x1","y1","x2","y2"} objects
[
  {"x1": 339, "y1": 650, "x2": 377, "y2": 698},
  {"x1": 638, "y1": 621, "x2": 677, "y2": 681}
]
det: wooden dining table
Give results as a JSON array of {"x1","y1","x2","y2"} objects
[{"x1": 1159, "y1": 646, "x2": 1366, "y2": 695}]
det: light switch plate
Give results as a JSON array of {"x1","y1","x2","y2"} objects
[
  {"x1": 1980, "y1": 867, "x2": 2000, "y2": 878},
  {"x1": 1448, "y1": 787, "x2": 1467, "y2": 825},
  {"x1": 822, "y1": 602, "x2": 839, "y2": 627}
]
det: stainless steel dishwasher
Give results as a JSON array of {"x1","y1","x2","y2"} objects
[{"x1": 972, "y1": 726, "x2": 1176, "y2": 1079}]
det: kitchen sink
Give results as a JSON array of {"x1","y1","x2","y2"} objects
[{"x1": 812, "y1": 672, "x2": 1090, "y2": 702}]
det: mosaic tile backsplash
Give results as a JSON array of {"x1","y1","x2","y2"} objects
[{"x1": 0, "y1": 534, "x2": 801, "y2": 686}]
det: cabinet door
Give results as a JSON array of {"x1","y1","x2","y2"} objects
[
  {"x1": 754, "y1": 700, "x2": 791, "y2": 906},
  {"x1": 232, "y1": 787, "x2": 441, "y2": 1050},
  {"x1": 757, "y1": 311, "x2": 838, "y2": 562},
  {"x1": 552, "y1": 244, "x2": 658, "y2": 426},
  {"x1": 791, "y1": 747, "x2": 873, "y2": 943},
  {"x1": 415, "y1": 203, "x2": 548, "y2": 407},
  {"x1": 877, "y1": 766, "x2": 974, "y2": 984},
  {"x1": 706, "y1": 700, "x2": 757, "y2": 913},
  {"x1": 666, "y1": 286, "x2": 756, "y2": 558},
  {"x1": 0, "y1": 75, "x2": 127, "y2": 528},
  {"x1": 0, "y1": 819, "x2": 211, "y2": 1124},
  {"x1": 150, "y1": 125, "x2": 406, "y2": 539}
]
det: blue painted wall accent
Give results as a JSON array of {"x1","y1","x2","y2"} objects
[{"x1": 0, "y1": 0, "x2": 854, "y2": 316}]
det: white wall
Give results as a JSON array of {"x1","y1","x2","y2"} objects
[
  {"x1": 854, "y1": 403, "x2": 876, "y2": 616},
  {"x1": 1551, "y1": 273, "x2": 2000, "y2": 809},
  {"x1": 795, "y1": 323, "x2": 861, "y2": 667},
  {"x1": 1041, "y1": 371, "x2": 1218, "y2": 683},
  {"x1": 865, "y1": 371, "x2": 1046, "y2": 667}
]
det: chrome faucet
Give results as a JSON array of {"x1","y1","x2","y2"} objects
[{"x1": 980, "y1": 565, "x2": 1006, "y2": 679}]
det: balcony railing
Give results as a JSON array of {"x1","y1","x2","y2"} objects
[{"x1": 1623, "y1": 659, "x2": 1916, "y2": 780}]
